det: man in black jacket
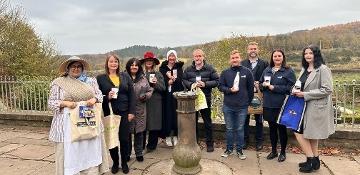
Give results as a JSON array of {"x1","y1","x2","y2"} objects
[
  {"x1": 241, "y1": 42, "x2": 269, "y2": 151},
  {"x1": 183, "y1": 49, "x2": 219, "y2": 152}
]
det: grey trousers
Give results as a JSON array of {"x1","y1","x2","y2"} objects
[{"x1": 129, "y1": 132, "x2": 144, "y2": 157}]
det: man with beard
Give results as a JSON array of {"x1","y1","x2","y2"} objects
[{"x1": 241, "y1": 42, "x2": 269, "y2": 151}]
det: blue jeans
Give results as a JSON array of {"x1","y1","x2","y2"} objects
[{"x1": 223, "y1": 105, "x2": 247, "y2": 152}]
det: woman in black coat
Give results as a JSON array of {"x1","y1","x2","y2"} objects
[
  {"x1": 260, "y1": 49, "x2": 295, "y2": 162},
  {"x1": 141, "y1": 52, "x2": 166, "y2": 151},
  {"x1": 96, "y1": 54, "x2": 136, "y2": 174},
  {"x1": 159, "y1": 50, "x2": 184, "y2": 147}
]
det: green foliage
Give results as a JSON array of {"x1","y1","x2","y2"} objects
[{"x1": 0, "y1": 0, "x2": 59, "y2": 77}]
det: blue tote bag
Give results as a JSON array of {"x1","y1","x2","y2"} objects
[{"x1": 277, "y1": 95, "x2": 306, "y2": 132}]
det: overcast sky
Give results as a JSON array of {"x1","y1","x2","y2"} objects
[{"x1": 10, "y1": 0, "x2": 360, "y2": 55}]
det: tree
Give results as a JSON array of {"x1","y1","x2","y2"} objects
[{"x1": 0, "y1": 0, "x2": 59, "y2": 77}]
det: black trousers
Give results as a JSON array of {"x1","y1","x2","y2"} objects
[
  {"x1": 143, "y1": 130, "x2": 160, "y2": 150},
  {"x1": 263, "y1": 107, "x2": 288, "y2": 154},
  {"x1": 268, "y1": 121, "x2": 288, "y2": 154},
  {"x1": 109, "y1": 111, "x2": 130, "y2": 166},
  {"x1": 196, "y1": 105, "x2": 214, "y2": 146},
  {"x1": 244, "y1": 114, "x2": 263, "y2": 145}
]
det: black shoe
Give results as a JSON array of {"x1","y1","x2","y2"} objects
[
  {"x1": 298, "y1": 160, "x2": 307, "y2": 167},
  {"x1": 243, "y1": 141, "x2": 249, "y2": 150},
  {"x1": 299, "y1": 157, "x2": 314, "y2": 173},
  {"x1": 136, "y1": 156, "x2": 144, "y2": 162},
  {"x1": 256, "y1": 144, "x2": 263, "y2": 151},
  {"x1": 313, "y1": 156, "x2": 320, "y2": 170},
  {"x1": 111, "y1": 164, "x2": 119, "y2": 174},
  {"x1": 207, "y1": 145, "x2": 214, "y2": 152},
  {"x1": 122, "y1": 163, "x2": 129, "y2": 174},
  {"x1": 278, "y1": 153, "x2": 286, "y2": 162},
  {"x1": 146, "y1": 148, "x2": 155, "y2": 153},
  {"x1": 266, "y1": 152, "x2": 278, "y2": 160}
]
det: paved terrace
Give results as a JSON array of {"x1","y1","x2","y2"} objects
[{"x1": 0, "y1": 125, "x2": 359, "y2": 175}]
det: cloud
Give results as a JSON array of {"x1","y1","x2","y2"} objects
[{"x1": 9, "y1": 0, "x2": 360, "y2": 54}]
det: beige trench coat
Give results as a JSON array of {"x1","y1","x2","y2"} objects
[{"x1": 301, "y1": 64, "x2": 335, "y2": 139}]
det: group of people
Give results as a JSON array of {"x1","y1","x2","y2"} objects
[{"x1": 48, "y1": 42, "x2": 334, "y2": 175}]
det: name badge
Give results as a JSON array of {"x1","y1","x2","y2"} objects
[
  {"x1": 277, "y1": 76, "x2": 283, "y2": 79},
  {"x1": 241, "y1": 75, "x2": 246, "y2": 78}
]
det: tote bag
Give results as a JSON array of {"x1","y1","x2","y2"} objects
[
  {"x1": 277, "y1": 95, "x2": 306, "y2": 131},
  {"x1": 191, "y1": 83, "x2": 208, "y2": 111},
  {"x1": 102, "y1": 103, "x2": 121, "y2": 149},
  {"x1": 248, "y1": 91, "x2": 263, "y2": 115},
  {"x1": 68, "y1": 102, "x2": 102, "y2": 142}
]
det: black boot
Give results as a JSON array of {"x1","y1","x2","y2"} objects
[
  {"x1": 109, "y1": 147, "x2": 119, "y2": 174},
  {"x1": 121, "y1": 163, "x2": 129, "y2": 174},
  {"x1": 298, "y1": 159, "x2": 307, "y2": 167},
  {"x1": 299, "y1": 157, "x2": 314, "y2": 173},
  {"x1": 313, "y1": 156, "x2": 320, "y2": 170},
  {"x1": 299, "y1": 156, "x2": 320, "y2": 169},
  {"x1": 111, "y1": 165, "x2": 119, "y2": 174}
]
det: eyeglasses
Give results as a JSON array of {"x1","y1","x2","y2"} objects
[{"x1": 69, "y1": 65, "x2": 83, "y2": 69}]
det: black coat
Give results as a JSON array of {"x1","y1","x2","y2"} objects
[
  {"x1": 159, "y1": 60, "x2": 185, "y2": 92},
  {"x1": 159, "y1": 60, "x2": 185, "y2": 136},
  {"x1": 241, "y1": 58, "x2": 269, "y2": 81},
  {"x1": 96, "y1": 72, "x2": 136, "y2": 117},
  {"x1": 260, "y1": 66, "x2": 296, "y2": 109},
  {"x1": 182, "y1": 61, "x2": 219, "y2": 104},
  {"x1": 218, "y1": 66, "x2": 254, "y2": 109}
]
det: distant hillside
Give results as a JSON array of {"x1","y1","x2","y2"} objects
[
  {"x1": 110, "y1": 45, "x2": 199, "y2": 59},
  {"x1": 67, "y1": 21, "x2": 360, "y2": 69}
]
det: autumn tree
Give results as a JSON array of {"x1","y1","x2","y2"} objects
[{"x1": 0, "y1": 0, "x2": 59, "y2": 77}]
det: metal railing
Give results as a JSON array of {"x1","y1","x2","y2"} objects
[
  {"x1": 0, "y1": 76, "x2": 52, "y2": 114},
  {"x1": 0, "y1": 76, "x2": 359, "y2": 129},
  {"x1": 333, "y1": 80, "x2": 360, "y2": 129}
]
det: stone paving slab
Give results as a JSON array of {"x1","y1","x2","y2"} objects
[
  {"x1": 259, "y1": 152, "x2": 331, "y2": 175},
  {"x1": 5, "y1": 145, "x2": 54, "y2": 160},
  {"x1": 0, "y1": 143, "x2": 24, "y2": 155},
  {"x1": 20, "y1": 132, "x2": 48, "y2": 140},
  {"x1": 354, "y1": 156, "x2": 360, "y2": 164},
  {"x1": 0, "y1": 131, "x2": 26, "y2": 142},
  {"x1": 42, "y1": 153, "x2": 55, "y2": 162},
  {"x1": 0, "y1": 158, "x2": 49, "y2": 175},
  {"x1": 1, "y1": 125, "x2": 359, "y2": 175},
  {"x1": 4, "y1": 137, "x2": 53, "y2": 146},
  {"x1": 28, "y1": 162, "x2": 55, "y2": 175},
  {"x1": 321, "y1": 155, "x2": 360, "y2": 175},
  {"x1": 221, "y1": 149, "x2": 260, "y2": 175}
]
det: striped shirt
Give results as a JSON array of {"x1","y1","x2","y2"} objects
[{"x1": 48, "y1": 77, "x2": 103, "y2": 142}]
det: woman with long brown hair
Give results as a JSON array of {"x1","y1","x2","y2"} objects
[{"x1": 97, "y1": 54, "x2": 135, "y2": 174}]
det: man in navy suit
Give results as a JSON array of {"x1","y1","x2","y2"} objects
[{"x1": 241, "y1": 42, "x2": 269, "y2": 151}]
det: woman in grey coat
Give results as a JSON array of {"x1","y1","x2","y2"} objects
[
  {"x1": 140, "y1": 51, "x2": 166, "y2": 152},
  {"x1": 126, "y1": 58, "x2": 153, "y2": 162},
  {"x1": 292, "y1": 45, "x2": 334, "y2": 173}
]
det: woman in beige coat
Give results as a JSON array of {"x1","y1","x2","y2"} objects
[{"x1": 292, "y1": 45, "x2": 335, "y2": 173}]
